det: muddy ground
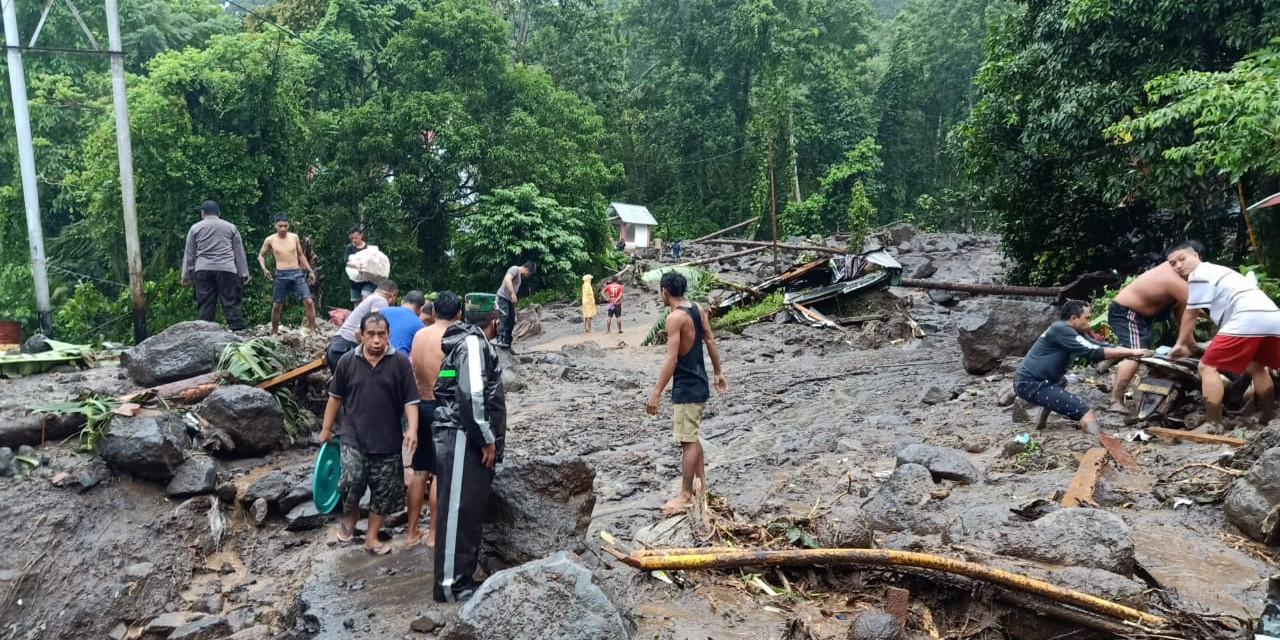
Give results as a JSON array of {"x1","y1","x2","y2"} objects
[{"x1": 0, "y1": 231, "x2": 1274, "y2": 640}]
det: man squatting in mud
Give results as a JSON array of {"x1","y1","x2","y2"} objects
[
  {"x1": 406, "y1": 291, "x2": 464, "y2": 549},
  {"x1": 320, "y1": 312, "x2": 420, "y2": 555},
  {"x1": 1105, "y1": 257, "x2": 1188, "y2": 413},
  {"x1": 1168, "y1": 242, "x2": 1280, "y2": 433},
  {"x1": 1014, "y1": 300, "x2": 1149, "y2": 435},
  {"x1": 647, "y1": 271, "x2": 728, "y2": 514},
  {"x1": 432, "y1": 294, "x2": 506, "y2": 602}
]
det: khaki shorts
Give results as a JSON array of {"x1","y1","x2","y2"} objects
[{"x1": 672, "y1": 403, "x2": 704, "y2": 443}]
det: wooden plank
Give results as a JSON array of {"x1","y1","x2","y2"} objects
[
  {"x1": 1060, "y1": 448, "x2": 1107, "y2": 507},
  {"x1": 1145, "y1": 426, "x2": 1244, "y2": 447},
  {"x1": 790, "y1": 301, "x2": 845, "y2": 332},
  {"x1": 256, "y1": 357, "x2": 326, "y2": 390},
  {"x1": 1098, "y1": 433, "x2": 1141, "y2": 473},
  {"x1": 689, "y1": 217, "x2": 760, "y2": 243},
  {"x1": 884, "y1": 586, "x2": 910, "y2": 623}
]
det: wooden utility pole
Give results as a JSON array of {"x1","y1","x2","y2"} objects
[
  {"x1": 768, "y1": 133, "x2": 779, "y2": 271},
  {"x1": 1238, "y1": 180, "x2": 1264, "y2": 268}
]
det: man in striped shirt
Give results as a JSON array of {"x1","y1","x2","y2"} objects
[{"x1": 1169, "y1": 242, "x2": 1280, "y2": 432}]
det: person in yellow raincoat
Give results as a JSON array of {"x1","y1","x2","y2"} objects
[{"x1": 581, "y1": 274, "x2": 596, "y2": 333}]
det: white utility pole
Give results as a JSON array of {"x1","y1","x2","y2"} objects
[
  {"x1": 3, "y1": 0, "x2": 53, "y2": 335},
  {"x1": 104, "y1": 0, "x2": 147, "y2": 341}
]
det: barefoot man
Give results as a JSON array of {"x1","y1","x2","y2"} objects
[
  {"x1": 646, "y1": 271, "x2": 727, "y2": 514},
  {"x1": 405, "y1": 291, "x2": 462, "y2": 548},
  {"x1": 257, "y1": 212, "x2": 317, "y2": 334},
  {"x1": 1106, "y1": 261, "x2": 1188, "y2": 411},
  {"x1": 1168, "y1": 242, "x2": 1280, "y2": 431}
]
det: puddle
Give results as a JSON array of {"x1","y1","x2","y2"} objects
[{"x1": 1133, "y1": 523, "x2": 1267, "y2": 616}]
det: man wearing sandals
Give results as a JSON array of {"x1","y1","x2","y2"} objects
[{"x1": 319, "y1": 312, "x2": 420, "y2": 555}]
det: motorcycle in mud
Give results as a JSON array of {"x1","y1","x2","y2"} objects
[{"x1": 1131, "y1": 354, "x2": 1257, "y2": 427}]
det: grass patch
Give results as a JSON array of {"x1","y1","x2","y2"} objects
[{"x1": 713, "y1": 292, "x2": 783, "y2": 331}]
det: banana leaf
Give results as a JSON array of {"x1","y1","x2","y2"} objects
[{"x1": 0, "y1": 340, "x2": 95, "y2": 378}]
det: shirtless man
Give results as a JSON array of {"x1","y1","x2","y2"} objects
[
  {"x1": 405, "y1": 291, "x2": 462, "y2": 547},
  {"x1": 1106, "y1": 261, "x2": 1188, "y2": 411},
  {"x1": 258, "y1": 212, "x2": 317, "y2": 334}
]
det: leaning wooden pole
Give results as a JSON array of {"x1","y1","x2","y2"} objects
[
  {"x1": 605, "y1": 547, "x2": 1167, "y2": 629},
  {"x1": 1238, "y1": 180, "x2": 1265, "y2": 268},
  {"x1": 690, "y1": 217, "x2": 760, "y2": 244}
]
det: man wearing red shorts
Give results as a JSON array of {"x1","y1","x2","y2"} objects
[{"x1": 1169, "y1": 242, "x2": 1280, "y2": 432}]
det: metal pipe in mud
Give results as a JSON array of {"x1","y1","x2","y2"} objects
[{"x1": 605, "y1": 547, "x2": 1168, "y2": 629}]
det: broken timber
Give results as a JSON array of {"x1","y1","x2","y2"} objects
[
  {"x1": 1098, "y1": 433, "x2": 1141, "y2": 473},
  {"x1": 689, "y1": 217, "x2": 759, "y2": 243},
  {"x1": 674, "y1": 246, "x2": 771, "y2": 268},
  {"x1": 1061, "y1": 447, "x2": 1107, "y2": 507},
  {"x1": 117, "y1": 371, "x2": 222, "y2": 405},
  {"x1": 790, "y1": 301, "x2": 845, "y2": 332},
  {"x1": 1145, "y1": 426, "x2": 1245, "y2": 447},
  {"x1": 256, "y1": 357, "x2": 326, "y2": 390},
  {"x1": 602, "y1": 545, "x2": 1168, "y2": 629},
  {"x1": 703, "y1": 238, "x2": 846, "y2": 255},
  {"x1": 898, "y1": 278, "x2": 1060, "y2": 298}
]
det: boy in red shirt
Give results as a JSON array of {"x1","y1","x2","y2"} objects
[{"x1": 603, "y1": 277, "x2": 624, "y2": 333}]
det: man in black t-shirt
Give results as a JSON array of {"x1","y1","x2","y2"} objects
[{"x1": 320, "y1": 312, "x2": 420, "y2": 555}]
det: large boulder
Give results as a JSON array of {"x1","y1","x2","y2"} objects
[
  {"x1": 482, "y1": 457, "x2": 596, "y2": 571},
  {"x1": 895, "y1": 443, "x2": 982, "y2": 485},
  {"x1": 1225, "y1": 446, "x2": 1280, "y2": 542},
  {"x1": 944, "y1": 503, "x2": 1134, "y2": 574},
  {"x1": 241, "y1": 463, "x2": 312, "y2": 514},
  {"x1": 956, "y1": 300, "x2": 1056, "y2": 375},
  {"x1": 861, "y1": 464, "x2": 946, "y2": 534},
  {"x1": 199, "y1": 386, "x2": 286, "y2": 456},
  {"x1": 441, "y1": 552, "x2": 629, "y2": 640},
  {"x1": 120, "y1": 321, "x2": 239, "y2": 387},
  {"x1": 100, "y1": 414, "x2": 189, "y2": 481}
]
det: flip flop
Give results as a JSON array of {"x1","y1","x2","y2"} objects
[
  {"x1": 365, "y1": 544, "x2": 392, "y2": 556},
  {"x1": 337, "y1": 523, "x2": 355, "y2": 543}
]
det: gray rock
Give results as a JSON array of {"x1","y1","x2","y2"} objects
[
  {"x1": 100, "y1": 414, "x2": 189, "y2": 481},
  {"x1": 143, "y1": 612, "x2": 200, "y2": 638},
  {"x1": 442, "y1": 552, "x2": 628, "y2": 640},
  {"x1": 20, "y1": 333, "x2": 50, "y2": 354},
  {"x1": 75, "y1": 458, "x2": 111, "y2": 491},
  {"x1": 909, "y1": 259, "x2": 937, "y2": 280},
  {"x1": 482, "y1": 457, "x2": 596, "y2": 571},
  {"x1": 199, "y1": 386, "x2": 285, "y2": 457},
  {"x1": 1234, "y1": 424, "x2": 1280, "y2": 470},
  {"x1": 1225, "y1": 446, "x2": 1280, "y2": 542},
  {"x1": 944, "y1": 504, "x2": 1134, "y2": 574},
  {"x1": 226, "y1": 627, "x2": 271, "y2": 640},
  {"x1": 896, "y1": 242, "x2": 913, "y2": 255},
  {"x1": 124, "y1": 562, "x2": 155, "y2": 578},
  {"x1": 1047, "y1": 566, "x2": 1146, "y2": 607},
  {"x1": 280, "y1": 483, "x2": 312, "y2": 513},
  {"x1": 815, "y1": 500, "x2": 873, "y2": 548},
  {"x1": 882, "y1": 223, "x2": 916, "y2": 246},
  {"x1": 956, "y1": 300, "x2": 1055, "y2": 374},
  {"x1": 0, "y1": 447, "x2": 16, "y2": 477},
  {"x1": 168, "y1": 615, "x2": 230, "y2": 640},
  {"x1": 862, "y1": 464, "x2": 945, "y2": 534},
  {"x1": 895, "y1": 444, "x2": 982, "y2": 485},
  {"x1": 251, "y1": 498, "x2": 269, "y2": 526},
  {"x1": 241, "y1": 464, "x2": 311, "y2": 511},
  {"x1": 411, "y1": 610, "x2": 447, "y2": 633},
  {"x1": 917, "y1": 386, "x2": 950, "y2": 406},
  {"x1": 167, "y1": 456, "x2": 217, "y2": 497},
  {"x1": 633, "y1": 515, "x2": 696, "y2": 549},
  {"x1": 285, "y1": 502, "x2": 328, "y2": 531},
  {"x1": 848, "y1": 610, "x2": 904, "y2": 640},
  {"x1": 121, "y1": 321, "x2": 239, "y2": 387},
  {"x1": 996, "y1": 383, "x2": 1016, "y2": 407}
]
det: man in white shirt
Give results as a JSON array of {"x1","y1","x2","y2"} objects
[{"x1": 1168, "y1": 242, "x2": 1280, "y2": 431}]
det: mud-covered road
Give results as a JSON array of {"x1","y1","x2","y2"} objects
[{"x1": 0, "y1": 231, "x2": 1273, "y2": 640}]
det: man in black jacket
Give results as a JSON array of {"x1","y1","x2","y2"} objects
[
  {"x1": 1014, "y1": 300, "x2": 1148, "y2": 435},
  {"x1": 432, "y1": 293, "x2": 506, "y2": 602}
]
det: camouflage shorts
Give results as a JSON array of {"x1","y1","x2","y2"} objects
[{"x1": 339, "y1": 445, "x2": 404, "y2": 517}]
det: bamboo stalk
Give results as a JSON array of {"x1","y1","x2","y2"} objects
[{"x1": 605, "y1": 547, "x2": 1167, "y2": 628}]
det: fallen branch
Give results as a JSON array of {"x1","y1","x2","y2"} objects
[
  {"x1": 1145, "y1": 427, "x2": 1245, "y2": 447},
  {"x1": 898, "y1": 278, "x2": 1060, "y2": 298},
  {"x1": 603, "y1": 546, "x2": 1168, "y2": 629},
  {"x1": 116, "y1": 371, "x2": 223, "y2": 406},
  {"x1": 1167, "y1": 463, "x2": 1246, "y2": 478},
  {"x1": 790, "y1": 301, "x2": 845, "y2": 332},
  {"x1": 702, "y1": 239, "x2": 845, "y2": 255},
  {"x1": 674, "y1": 246, "x2": 772, "y2": 268},
  {"x1": 690, "y1": 217, "x2": 760, "y2": 243}
]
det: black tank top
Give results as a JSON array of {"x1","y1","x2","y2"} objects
[{"x1": 671, "y1": 304, "x2": 710, "y2": 404}]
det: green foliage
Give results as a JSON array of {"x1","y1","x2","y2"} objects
[
  {"x1": 780, "y1": 138, "x2": 882, "y2": 237},
  {"x1": 452, "y1": 184, "x2": 592, "y2": 294},
  {"x1": 766, "y1": 519, "x2": 820, "y2": 549},
  {"x1": 215, "y1": 337, "x2": 288, "y2": 384},
  {"x1": 713, "y1": 292, "x2": 783, "y2": 331},
  {"x1": 33, "y1": 392, "x2": 122, "y2": 452}
]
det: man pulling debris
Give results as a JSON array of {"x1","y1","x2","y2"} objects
[
  {"x1": 432, "y1": 294, "x2": 506, "y2": 602},
  {"x1": 406, "y1": 291, "x2": 463, "y2": 549},
  {"x1": 258, "y1": 212, "x2": 318, "y2": 335},
  {"x1": 494, "y1": 261, "x2": 534, "y2": 350},
  {"x1": 1168, "y1": 242, "x2": 1280, "y2": 432},
  {"x1": 1014, "y1": 300, "x2": 1148, "y2": 435},
  {"x1": 646, "y1": 271, "x2": 728, "y2": 514},
  {"x1": 319, "y1": 312, "x2": 420, "y2": 555},
  {"x1": 1106, "y1": 260, "x2": 1188, "y2": 412}
]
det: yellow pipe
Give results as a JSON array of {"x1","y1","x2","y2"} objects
[{"x1": 611, "y1": 547, "x2": 1167, "y2": 629}]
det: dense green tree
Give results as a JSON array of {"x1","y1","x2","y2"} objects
[
  {"x1": 451, "y1": 183, "x2": 588, "y2": 293},
  {"x1": 959, "y1": 0, "x2": 1279, "y2": 285}
]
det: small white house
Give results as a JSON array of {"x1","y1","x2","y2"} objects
[{"x1": 607, "y1": 203, "x2": 658, "y2": 249}]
